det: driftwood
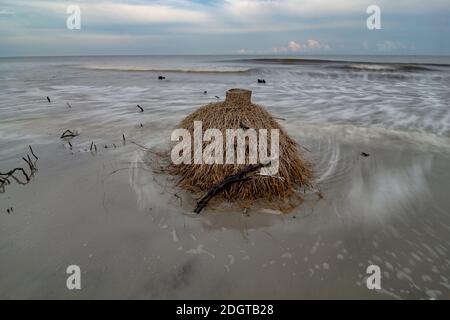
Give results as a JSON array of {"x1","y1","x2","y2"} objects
[
  {"x1": 0, "y1": 146, "x2": 38, "y2": 193},
  {"x1": 60, "y1": 129, "x2": 79, "y2": 139},
  {"x1": 194, "y1": 163, "x2": 267, "y2": 214},
  {"x1": 1, "y1": 167, "x2": 30, "y2": 183},
  {"x1": 136, "y1": 104, "x2": 144, "y2": 112},
  {"x1": 29, "y1": 145, "x2": 38, "y2": 161}
]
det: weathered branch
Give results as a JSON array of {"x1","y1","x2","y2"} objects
[
  {"x1": 0, "y1": 167, "x2": 30, "y2": 183},
  {"x1": 29, "y1": 145, "x2": 38, "y2": 161},
  {"x1": 194, "y1": 163, "x2": 266, "y2": 214},
  {"x1": 22, "y1": 157, "x2": 33, "y2": 172},
  {"x1": 60, "y1": 129, "x2": 79, "y2": 139},
  {"x1": 130, "y1": 140, "x2": 148, "y2": 150},
  {"x1": 0, "y1": 147, "x2": 38, "y2": 193}
]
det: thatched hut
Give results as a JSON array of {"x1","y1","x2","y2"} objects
[{"x1": 168, "y1": 88, "x2": 314, "y2": 212}]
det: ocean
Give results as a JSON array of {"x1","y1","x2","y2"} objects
[{"x1": 0, "y1": 55, "x2": 450, "y2": 299}]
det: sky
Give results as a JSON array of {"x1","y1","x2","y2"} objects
[{"x1": 0, "y1": 0, "x2": 449, "y2": 57}]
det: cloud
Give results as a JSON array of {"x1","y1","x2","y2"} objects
[
  {"x1": 1, "y1": 0, "x2": 210, "y2": 24},
  {"x1": 377, "y1": 40, "x2": 406, "y2": 52},
  {"x1": 223, "y1": 0, "x2": 357, "y2": 17},
  {"x1": 273, "y1": 39, "x2": 329, "y2": 53},
  {"x1": 0, "y1": 0, "x2": 448, "y2": 56},
  {"x1": 223, "y1": 0, "x2": 450, "y2": 16},
  {"x1": 83, "y1": 3, "x2": 210, "y2": 25},
  {"x1": 304, "y1": 39, "x2": 329, "y2": 50},
  {"x1": 288, "y1": 40, "x2": 301, "y2": 51}
]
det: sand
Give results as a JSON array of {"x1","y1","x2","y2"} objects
[{"x1": 1, "y1": 132, "x2": 449, "y2": 299}]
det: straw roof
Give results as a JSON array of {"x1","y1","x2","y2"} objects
[{"x1": 168, "y1": 88, "x2": 313, "y2": 208}]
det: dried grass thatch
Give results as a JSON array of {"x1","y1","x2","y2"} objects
[{"x1": 166, "y1": 88, "x2": 314, "y2": 209}]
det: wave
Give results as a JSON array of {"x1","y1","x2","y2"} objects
[
  {"x1": 232, "y1": 58, "x2": 339, "y2": 65},
  {"x1": 337, "y1": 63, "x2": 431, "y2": 72},
  {"x1": 286, "y1": 122, "x2": 450, "y2": 153},
  {"x1": 78, "y1": 65, "x2": 253, "y2": 74},
  {"x1": 233, "y1": 58, "x2": 438, "y2": 72}
]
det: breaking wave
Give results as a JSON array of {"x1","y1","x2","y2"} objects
[
  {"x1": 232, "y1": 58, "x2": 439, "y2": 72},
  {"x1": 79, "y1": 65, "x2": 253, "y2": 73},
  {"x1": 338, "y1": 63, "x2": 432, "y2": 72}
]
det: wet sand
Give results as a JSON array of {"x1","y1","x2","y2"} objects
[{"x1": 1, "y1": 131, "x2": 449, "y2": 299}]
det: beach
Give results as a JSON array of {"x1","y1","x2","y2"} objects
[{"x1": 1, "y1": 55, "x2": 450, "y2": 299}]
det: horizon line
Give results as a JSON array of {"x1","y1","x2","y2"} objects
[{"x1": 1, "y1": 53, "x2": 450, "y2": 59}]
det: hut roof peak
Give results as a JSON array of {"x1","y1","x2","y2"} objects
[{"x1": 225, "y1": 88, "x2": 252, "y2": 106}]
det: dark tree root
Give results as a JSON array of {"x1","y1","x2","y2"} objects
[
  {"x1": 29, "y1": 145, "x2": 38, "y2": 161},
  {"x1": 0, "y1": 146, "x2": 38, "y2": 193},
  {"x1": 194, "y1": 163, "x2": 268, "y2": 214},
  {"x1": 60, "y1": 129, "x2": 79, "y2": 139}
]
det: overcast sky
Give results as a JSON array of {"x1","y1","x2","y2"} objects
[{"x1": 0, "y1": 0, "x2": 449, "y2": 57}]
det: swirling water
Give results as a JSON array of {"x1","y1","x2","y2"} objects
[{"x1": 0, "y1": 55, "x2": 450, "y2": 299}]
